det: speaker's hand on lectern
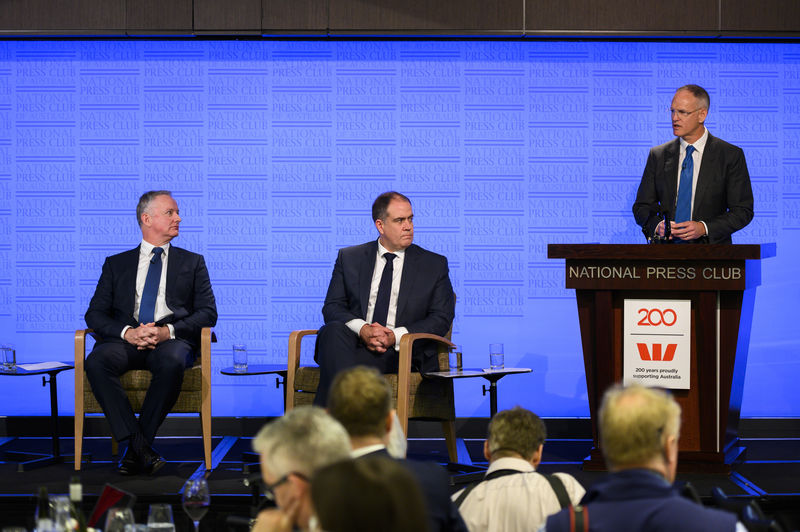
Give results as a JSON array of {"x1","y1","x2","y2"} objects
[{"x1": 672, "y1": 221, "x2": 706, "y2": 241}]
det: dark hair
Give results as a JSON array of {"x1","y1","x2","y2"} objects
[
  {"x1": 136, "y1": 190, "x2": 172, "y2": 227},
  {"x1": 328, "y1": 366, "x2": 391, "y2": 439},
  {"x1": 676, "y1": 84, "x2": 710, "y2": 110},
  {"x1": 487, "y1": 407, "x2": 547, "y2": 460},
  {"x1": 311, "y1": 456, "x2": 430, "y2": 532},
  {"x1": 372, "y1": 191, "x2": 411, "y2": 222}
]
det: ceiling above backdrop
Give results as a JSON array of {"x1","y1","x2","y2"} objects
[{"x1": 0, "y1": 0, "x2": 798, "y2": 38}]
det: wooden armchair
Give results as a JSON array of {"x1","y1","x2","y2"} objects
[
  {"x1": 286, "y1": 329, "x2": 458, "y2": 462},
  {"x1": 74, "y1": 327, "x2": 215, "y2": 471}
]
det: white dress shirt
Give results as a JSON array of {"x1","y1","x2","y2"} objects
[
  {"x1": 120, "y1": 240, "x2": 175, "y2": 340},
  {"x1": 345, "y1": 240, "x2": 409, "y2": 349},
  {"x1": 453, "y1": 456, "x2": 585, "y2": 532}
]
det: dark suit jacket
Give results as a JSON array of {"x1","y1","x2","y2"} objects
[
  {"x1": 359, "y1": 449, "x2": 469, "y2": 532},
  {"x1": 85, "y1": 245, "x2": 217, "y2": 349},
  {"x1": 632, "y1": 133, "x2": 754, "y2": 244},
  {"x1": 321, "y1": 240, "x2": 455, "y2": 368}
]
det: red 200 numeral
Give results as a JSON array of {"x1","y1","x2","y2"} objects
[{"x1": 637, "y1": 308, "x2": 677, "y2": 326}]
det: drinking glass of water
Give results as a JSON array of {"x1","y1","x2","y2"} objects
[
  {"x1": 182, "y1": 478, "x2": 210, "y2": 532},
  {"x1": 147, "y1": 503, "x2": 175, "y2": 532},
  {"x1": 1, "y1": 344, "x2": 16, "y2": 371},
  {"x1": 489, "y1": 343, "x2": 504, "y2": 370},
  {"x1": 232, "y1": 344, "x2": 248, "y2": 373}
]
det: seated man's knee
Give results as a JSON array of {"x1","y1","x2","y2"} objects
[
  {"x1": 85, "y1": 343, "x2": 122, "y2": 378},
  {"x1": 154, "y1": 343, "x2": 194, "y2": 375},
  {"x1": 84, "y1": 353, "x2": 102, "y2": 380},
  {"x1": 318, "y1": 321, "x2": 351, "y2": 341}
]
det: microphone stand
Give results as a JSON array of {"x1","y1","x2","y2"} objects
[{"x1": 651, "y1": 211, "x2": 673, "y2": 244}]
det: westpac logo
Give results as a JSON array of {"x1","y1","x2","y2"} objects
[
  {"x1": 635, "y1": 307, "x2": 678, "y2": 361},
  {"x1": 636, "y1": 343, "x2": 677, "y2": 362}
]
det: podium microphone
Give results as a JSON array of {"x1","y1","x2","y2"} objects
[{"x1": 651, "y1": 211, "x2": 672, "y2": 244}]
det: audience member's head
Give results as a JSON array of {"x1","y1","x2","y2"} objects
[
  {"x1": 599, "y1": 384, "x2": 681, "y2": 481},
  {"x1": 484, "y1": 406, "x2": 547, "y2": 466},
  {"x1": 311, "y1": 455, "x2": 430, "y2": 532},
  {"x1": 252, "y1": 406, "x2": 351, "y2": 529},
  {"x1": 328, "y1": 365, "x2": 393, "y2": 445}
]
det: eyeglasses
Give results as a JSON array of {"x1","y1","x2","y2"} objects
[
  {"x1": 669, "y1": 107, "x2": 701, "y2": 118},
  {"x1": 262, "y1": 471, "x2": 308, "y2": 501}
]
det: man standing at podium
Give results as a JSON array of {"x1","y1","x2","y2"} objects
[{"x1": 633, "y1": 84, "x2": 754, "y2": 244}]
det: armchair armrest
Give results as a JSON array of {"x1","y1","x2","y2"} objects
[
  {"x1": 286, "y1": 330, "x2": 318, "y2": 412},
  {"x1": 396, "y1": 333, "x2": 455, "y2": 435}
]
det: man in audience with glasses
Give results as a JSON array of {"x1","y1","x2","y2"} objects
[
  {"x1": 251, "y1": 406, "x2": 351, "y2": 532},
  {"x1": 633, "y1": 84, "x2": 753, "y2": 243}
]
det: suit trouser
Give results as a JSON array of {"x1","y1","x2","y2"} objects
[
  {"x1": 85, "y1": 338, "x2": 195, "y2": 443},
  {"x1": 313, "y1": 321, "x2": 436, "y2": 406}
]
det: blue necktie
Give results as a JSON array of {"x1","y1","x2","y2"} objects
[
  {"x1": 675, "y1": 145, "x2": 696, "y2": 223},
  {"x1": 138, "y1": 247, "x2": 163, "y2": 324},
  {"x1": 372, "y1": 253, "x2": 396, "y2": 327}
]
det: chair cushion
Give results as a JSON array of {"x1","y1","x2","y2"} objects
[
  {"x1": 293, "y1": 366, "x2": 454, "y2": 421},
  {"x1": 83, "y1": 363, "x2": 203, "y2": 414}
]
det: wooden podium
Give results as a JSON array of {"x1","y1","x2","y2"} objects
[{"x1": 548, "y1": 243, "x2": 775, "y2": 474}]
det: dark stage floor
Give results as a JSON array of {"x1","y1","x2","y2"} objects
[{"x1": 1, "y1": 434, "x2": 799, "y2": 531}]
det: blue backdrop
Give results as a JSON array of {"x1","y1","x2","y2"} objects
[{"x1": 0, "y1": 40, "x2": 797, "y2": 419}]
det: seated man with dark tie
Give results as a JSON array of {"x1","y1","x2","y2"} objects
[
  {"x1": 313, "y1": 191, "x2": 455, "y2": 406},
  {"x1": 633, "y1": 84, "x2": 754, "y2": 244},
  {"x1": 84, "y1": 190, "x2": 217, "y2": 475}
]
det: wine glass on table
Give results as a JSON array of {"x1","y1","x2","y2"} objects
[
  {"x1": 147, "y1": 503, "x2": 175, "y2": 532},
  {"x1": 104, "y1": 507, "x2": 135, "y2": 532},
  {"x1": 182, "y1": 478, "x2": 210, "y2": 532}
]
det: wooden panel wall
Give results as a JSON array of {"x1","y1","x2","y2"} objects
[
  {"x1": 0, "y1": 0, "x2": 125, "y2": 33},
  {"x1": 196, "y1": 0, "x2": 262, "y2": 33},
  {"x1": 721, "y1": 0, "x2": 800, "y2": 33},
  {"x1": 262, "y1": 0, "x2": 328, "y2": 33},
  {"x1": 0, "y1": 0, "x2": 798, "y2": 37},
  {"x1": 328, "y1": 0, "x2": 522, "y2": 33},
  {"x1": 526, "y1": 0, "x2": 718, "y2": 34},
  {"x1": 127, "y1": 0, "x2": 193, "y2": 34}
]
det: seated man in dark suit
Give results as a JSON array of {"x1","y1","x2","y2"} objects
[
  {"x1": 541, "y1": 384, "x2": 743, "y2": 532},
  {"x1": 327, "y1": 365, "x2": 468, "y2": 532},
  {"x1": 313, "y1": 191, "x2": 455, "y2": 406},
  {"x1": 633, "y1": 84, "x2": 754, "y2": 243},
  {"x1": 84, "y1": 190, "x2": 217, "y2": 475}
]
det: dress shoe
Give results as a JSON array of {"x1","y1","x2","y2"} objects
[
  {"x1": 118, "y1": 447, "x2": 141, "y2": 475},
  {"x1": 139, "y1": 444, "x2": 167, "y2": 476}
]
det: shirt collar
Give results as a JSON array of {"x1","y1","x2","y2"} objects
[
  {"x1": 351, "y1": 443, "x2": 386, "y2": 458},
  {"x1": 140, "y1": 239, "x2": 170, "y2": 258},
  {"x1": 377, "y1": 240, "x2": 405, "y2": 260},
  {"x1": 486, "y1": 456, "x2": 536, "y2": 474},
  {"x1": 679, "y1": 127, "x2": 708, "y2": 156}
]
